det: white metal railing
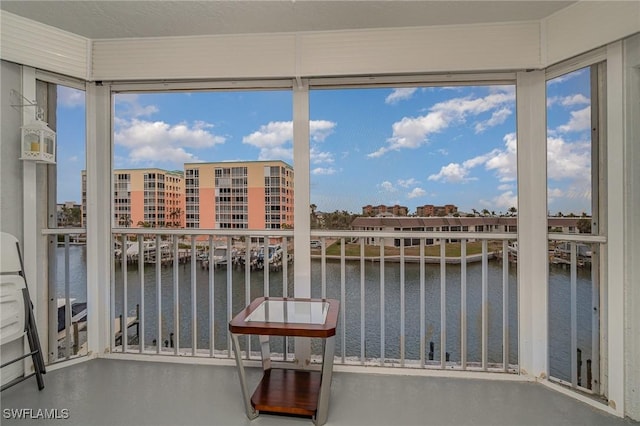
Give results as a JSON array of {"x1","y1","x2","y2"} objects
[
  {"x1": 43, "y1": 227, "x2": 604, "y2": 383},
  {"x1": 547, "y1": 233, "x2": 605, "y2": 394},
  {"x1": 42, "y1": 228, "x2": 88, "y2": 363},
  {"x1": 109, "y1": 229, "x2": 520, "y2": 373},
  {"x1": 110, "y1": 229, "x2": 294, "y2": 362},
  {"x1": 311, "y1": 231, "x2": 517, "y2": 371}
]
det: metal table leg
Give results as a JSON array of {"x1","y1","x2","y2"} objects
[
  {"x1": 314, "y1": 335, "x2": 335, "y2": 426},
  {"x1": 259, "y1": 335, "x2": 271, "y2": 371},
  {"x1": 231, "y1": 333, "x2": 258, "y2": 420}
]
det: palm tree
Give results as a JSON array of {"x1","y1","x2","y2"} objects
[
  {"x1": 508, "y1": 206, "x2": 517, "y2": 216},
  {"x1": 481, "y1": 208, "x2": 490, "y2": 217},
  {"x1": 118, "y1": 215, "x2": 133, "y2": 227},
  {"x1": 310, "y1": 204, "x2": 319, "y2": 229},
  {"x1": 168, "y1": 207, "x2": 183, "y2": 228}
]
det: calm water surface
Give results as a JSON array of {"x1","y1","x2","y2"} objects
[{"x1": 57, "y1": 245, "x2": 593, "y2": 382}]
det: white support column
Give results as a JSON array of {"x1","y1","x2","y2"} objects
[
  {"x1": 21, "y1": 66, "x2": 38, "y2": 306},
  {"x1": 623, "y1": 34, "x2": 640, "y2": 421},
  {"x1": 292, "y1": 79, "x2": 311, "y2": 366},
  {"x1": 516, "y1": 70, "x2": 548, "y2": 379},
  {"x1": 604, "y1": 41, "x2": 625, "y2": 416},
  {"x1": 293, "y1": 79, "x2": 311, "y2": 297},
  {"x1": 623, "y1": 33, "x2": 640, "y2": 422},
  {"x1": 21, "y1": 66, "x2": 38, "y2": 374},
  {"x1": 85, "y1": 82, "x2": 112, "y2": 356}
]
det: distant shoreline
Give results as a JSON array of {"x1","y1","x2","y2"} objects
[{"x1": 313, "y1": 253, "x2": 498, "y2": 264}]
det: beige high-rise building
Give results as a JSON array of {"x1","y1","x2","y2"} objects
[
  {"x1": 82, "y1": 169, "x2": 185, "y2": 228},
  {"x1": 184, "y1": 160, "x2": 294, "y2": 229}
]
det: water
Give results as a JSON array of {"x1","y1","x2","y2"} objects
[{"x1": 57, "y1": 246, "x2": 593, "y2": 382}]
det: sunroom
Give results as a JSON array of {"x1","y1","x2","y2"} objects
[{"x1": 1, "y1": 1, "x2": 639, "y2": 425}]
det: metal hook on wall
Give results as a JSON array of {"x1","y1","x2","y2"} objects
[{"x1": 10, "y1": 89, "x2": 45, "y2": 120}]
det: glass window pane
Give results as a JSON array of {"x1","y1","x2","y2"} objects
[{"x1": 546, "y1": 66, "x2": 600, "y2": 389}]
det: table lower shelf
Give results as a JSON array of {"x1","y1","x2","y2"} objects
[{"x1": 251, "y1": 368, "x2": 322, "y2": 417}]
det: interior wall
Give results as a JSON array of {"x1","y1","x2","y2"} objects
[
  {"x1": 1, "y1": 61, "x2": 24, "y2": 240},
  {"x1": 624, "y1": 33, "x2": 640, "y2": 421},
  {"x1": 0, "y1": 59, "x2": 25, "y2": 385}
]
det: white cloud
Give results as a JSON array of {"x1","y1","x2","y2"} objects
[
  {"x1": 116, "y1": 119, "x2": 225, "y2": 148},
  {"x1": 484, "y1": 133, "x2": 517, "y2": 182},
  {"x1": 480, "y1": 191, "x2": 517, "y2": 210},
  {"x1": 557, "y1": 106, "x2": 591, "y2": 133},
  {"x1": 547, "y1": 136, "x2": 591, "y2": 181},
  {"x1": 385, "y1": 88, "x2": 418, "y2": 105},
  {"x1": 474, "y1": 107, "x2": 512, "y2": 133},
  {"x1": 397, "y1": 178, "x2": 419, "y2": 188},
  {"x1": 369, "y1": 88, "x2": 515, "y2": 157},
  {"x1": 310, "y1": 120, "x2": 337, "y2": 142},
  {"x1": 378, "y1": 181, "x2": 397, "y2": 192},
  {"x1": 462, "y1": 150, "x2": 500, "y2": 169},
  {"x1": 115, "y1": 94, "x2": 159, "y2": 118},
  {"x1": 428, "y1": 132, "x2": 516, "y2": 184},
  {"x1": 312, "y1": 167, "x2": 337, "y2": 175},
  {"x1": 548, "y1": 94, "x2": 590, "y2": 108},
  {"x1": 310, "y1": 147, "x2": 335, "y2": 164},
  {"x1": 114, "y1": 118, "x2": 225, "y2": 165},
  {"x1": 243, "y1": 120, "x2": 336, "y2": 160},
  {"x1": 407, "y1": 187, "x2": 427, "y2": 198},
  {"x1": 57, "y1": 86, "x2": 85, "y2": 108},
  {"x1": 498, "y1": 183, "x2": 514, "y2": 191},
  {"x1": 126, "y1": 145, "x2": 199, "y2": 164},
  {"x1": 428, "y1": 162, "x2": 475, "y2": 183},
  {"x1": 548, "y1": 187, "x2": 565, "y2": 202},
  {"x1": 368, "y1": 111, "x2": 448, "y2": 158},
  {"x1": 546, "y1": 135, "x2": 592, "y2": 202}
]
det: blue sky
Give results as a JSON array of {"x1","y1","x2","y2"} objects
[{"x1": 55, "y1": 68, "x2": 592, "y2": 215}]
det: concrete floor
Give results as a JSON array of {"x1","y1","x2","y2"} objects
[{"x1": 1, "y1": 358, "x2": 637, "y2": 426}]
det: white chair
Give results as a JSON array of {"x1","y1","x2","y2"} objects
[{"x1": 0, "y1": 232, "x2": 45, "y2": 391}]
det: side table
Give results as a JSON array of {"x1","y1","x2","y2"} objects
[{"x1": 229, "y1": 297, "x2": 339, "y2": 426}]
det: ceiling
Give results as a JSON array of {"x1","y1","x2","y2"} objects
[{"x1": 0, "y1": 1, "x2": 576, "y2": 39}]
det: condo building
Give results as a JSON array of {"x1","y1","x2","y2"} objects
[
  {"x1": 184, "y1": 160, "x2": 294, "y2": 229},
  {"x1": 416, "y1": 204, "x2": 458, "y2": 217},
  {"x1": 362, "y1": 204, "x2": 409, "y2": 217},
  {"x1": 82, "y1": 169, "x2": 185, "y2": 228}
]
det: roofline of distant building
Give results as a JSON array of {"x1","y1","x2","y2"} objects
[
  {"x1": 81, "y1": 168, "x2": 184, "y2": 175},
  {"x1": 351, "y1": 216, "x2": 590, "y2": 227},
  {"x1": 183, "y1": 160, "x2": 293, "y2": 168}
]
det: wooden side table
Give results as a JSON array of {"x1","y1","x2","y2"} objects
[{"x1": 229, "y1": 297, "x2": 340, "y2": 426}]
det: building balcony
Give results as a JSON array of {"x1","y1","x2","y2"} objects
[
  {"x1": 1, "y1": 356, "x2": 630, "y2": 426},
  {"x1": 0, "y1": 3, "x2": 638, "y2": 423},
  {"x1": 2, "y1": 228, "x2": 627, "y2": 425}
]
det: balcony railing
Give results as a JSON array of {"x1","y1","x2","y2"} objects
[
  {"x1": 42, "y1": 229, "x2": 89, "y2": 363},
  {"x1": 44, "y1": 227, "x2": 606, "y2": 387},
  {"x1": 107, "y1": 228, "x2": 519, "y2": 373},
  {"x1": 547, "y1": 233, "x2": 606, "y2": 395}
]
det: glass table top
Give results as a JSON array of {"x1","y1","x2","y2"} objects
[{"x1": 245, "y1": 300, "x2": 330, "y2": 325}]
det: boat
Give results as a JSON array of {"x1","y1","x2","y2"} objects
[
  {"x1": 212, "y1": 246, "x2": 229, "y2": 266},
  {"x1": 554, "y1": 242, "x2": 592, "y2": 258},
  {"x1": 57, "y1": 298, "x2": 87, "y2": 333}
]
